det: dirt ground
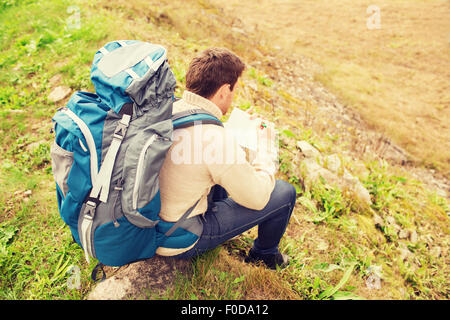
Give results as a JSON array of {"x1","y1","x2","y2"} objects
[{"x1": 210, "y1": 0, "x2": 450, "y2": 178}]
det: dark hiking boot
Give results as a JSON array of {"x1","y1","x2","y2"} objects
[{"x1": 244, "y1": 249, "x2": 290, "y2": 270}]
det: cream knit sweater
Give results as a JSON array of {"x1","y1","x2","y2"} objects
[{"x1": 156, "y1": 91, "x2": 276, "y2": 256}]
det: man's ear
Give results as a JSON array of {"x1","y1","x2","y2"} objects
[
  {"x1": 209, "y1": 83, "x2": 233, "y2": 115},
  {"x1": 216, "y1": 83, "x2": 231, "y2": 98}
]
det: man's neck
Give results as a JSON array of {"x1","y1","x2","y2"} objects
[
  {"x1": 208, "y1": 95, "x2": 226, "y2": 115},
  {"x1": 181, "y1": 91, "x2": 224, "y2": 119}
]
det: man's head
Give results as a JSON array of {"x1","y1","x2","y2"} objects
[{"x1": 185, "y1": 47, "x2": 246, "y2": 114}]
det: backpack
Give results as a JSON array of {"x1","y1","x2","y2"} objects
[{"x1": 50, "y1": 40, "x2": 223, "y2": 267}]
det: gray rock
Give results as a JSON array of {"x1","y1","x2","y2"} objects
[
  {"x1": 386, "y1": 216, "x2": 396, "y2": 225},
  {"x1": 88, "y1": 276, "x2": 132, "y2": 300},
  {"x1": 352, "y1": 182, "x2": 372, "y2": 206},
  {"x1": 373, "y1": 213, "x2": 384, "y2": 227},
  {"x1": 49, "y1": 74, "x2": 62, "y2": 87},
  {"x1": 409, "y1": 230, "x2": 418, "y2": 243},
  {"x1": 301, "y1": 154, "x2": 372, "y2": 206},
  {"x1": 325, "y1": 154, "x2": 342, "y2": 173},
  {"x1": 399, "y1": 245, "x2": 412, "y2": 261},
  {"x1": 296, "y1": 141, "x2": 321, "y2": 159},
  {"x1": 398, "y1": 229, "x2": 409, "y2": 239},
  {"x1": 48, "y1": 86, "x2": 71, "y2": 102},
  {"x1": 87, "y1": 256, "x2": 191, "y2": 300},
  {"x1": 302, "y1": 158, "x2": 336, "y2": 182},
  {"x1": 385, "y1": 216, "x2": 401, "y2": 232},
  {"x1": 430, "y1": 246, "x2": 442, "y2": 258}
]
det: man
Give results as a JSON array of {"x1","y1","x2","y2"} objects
[{"x1": 157, "y1": 47, "x2": 296, "y2": 269}]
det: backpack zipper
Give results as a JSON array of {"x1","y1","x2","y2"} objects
[
  {"x1": 132, "y1": 133, "x2": 157, "y2": 210},
  {"x1": 111, "y1": 179, "x2": 123, "y2": 227}
]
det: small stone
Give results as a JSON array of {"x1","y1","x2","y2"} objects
[
  {"x1": 247, "y1": 81, "x2": 258, "y2": 91},
  {"x1": 342, "y1": 169, "x2": 358, "y2": 184},
  {"x1": 409, "y1": 230, "x2": 418, "y2": 243},
  {"x1": 49, "y1": 74, "x2": 62, "y2": 86},
  {"x1": 296, "y1": 141, "x2": 321, "y2": 158},
  {"x1": 366, "y1": 275, "x2": 381, "y2": 290},
  {"x1": 430, "y1": 246, "x2": 442, "y2": 258},
  {"x1": 48, "y1": 86, "x2": 71, "y2": 102},
  {"x1": 386, "y1": 216, "x2": 396, "y2": 225},
  {"x1": 373, "y1": 213, "x2": 384, "y2": 227},
  {"x1": 398, "y1": 229, "x2": 409, "y2": 239},
  {"x1": 87, "y1": 276, "x2": 132, "y2": 300},
  {"x1": 435, "y1": 188, "x2": 447, "y2": 198},
  {"x1": 353, "y1": 182, "x2": 372, "y2": 205},
  {"x1": 316, "y1": 240, "x2": 329, "y2": 251},
  {"x1": 385, "y1": 216, "x2": 401, "y2": 233},
  {"x1": 26, "y1": 142, "x2": 40, "y2": 153},
  {"x1": 231, "y1": 27, "x2": 247, "y2": 36},
  {"x1": 399, "y1": 245, "x2": 412, "y2": 261}
]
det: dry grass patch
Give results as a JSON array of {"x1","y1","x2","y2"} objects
[{"x1": 212, "y1": 0, "x2": 450, "y2": 177}]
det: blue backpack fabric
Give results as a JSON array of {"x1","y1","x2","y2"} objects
[{"x1": 50, "y1": 40, "x2": 222, "y2": 267}]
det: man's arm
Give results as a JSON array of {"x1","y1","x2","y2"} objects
[{"x1": 206, "y1": 127, "x2": 276, "y2": 210}]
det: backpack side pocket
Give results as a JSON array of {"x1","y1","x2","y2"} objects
[
  {"x1": 50, "y1": 141, "x2": 74, "y2": 198},
  {"x1": 121, "y1": 124, "x2": 172, "y2": 228}
]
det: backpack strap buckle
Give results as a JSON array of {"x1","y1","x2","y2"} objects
[
  {"x1": 113, "y1": 114, "x2": 131, "y2": 140},
  {"x1": 80, "y1": 199, "x2": 98, "y2": 263},
  {"x1": 83, "y1": 200, "x2": 97, "y2": 220}
]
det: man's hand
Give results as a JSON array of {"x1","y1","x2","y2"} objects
[{"x1": 245, "y1": 107, "x2": 275, "y2": 155}]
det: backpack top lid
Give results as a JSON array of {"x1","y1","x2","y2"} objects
[{"x1": 90, "y1": 40, "x2": 175, "y2": 114}]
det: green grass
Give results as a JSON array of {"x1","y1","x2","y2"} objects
[
  {"x1": 0, "y1": 0, "x2": 448, "y2": 300},
  {"x1": 0, "y1": 0, "x2": 112, "y2": 299}
]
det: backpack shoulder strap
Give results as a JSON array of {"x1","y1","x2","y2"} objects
[{"x1": 172, "y1": 109, "x2": 223, "y2": 129}]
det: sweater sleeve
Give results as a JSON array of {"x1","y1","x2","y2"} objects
[{"x1": 206, "y1": 128, "x2": 276, "y2": 210}]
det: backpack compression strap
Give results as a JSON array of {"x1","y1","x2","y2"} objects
[{"x1": 80, "y1": 103, "x2": 133, "y2": 263}]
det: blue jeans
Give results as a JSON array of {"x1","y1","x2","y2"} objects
[{"x1": 173, "y1": 180, "x2": 296, "y2": 259}]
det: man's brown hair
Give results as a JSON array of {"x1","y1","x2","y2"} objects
[{"x1": 185, "y1": 48, "x2": 246, "y2": 98}]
